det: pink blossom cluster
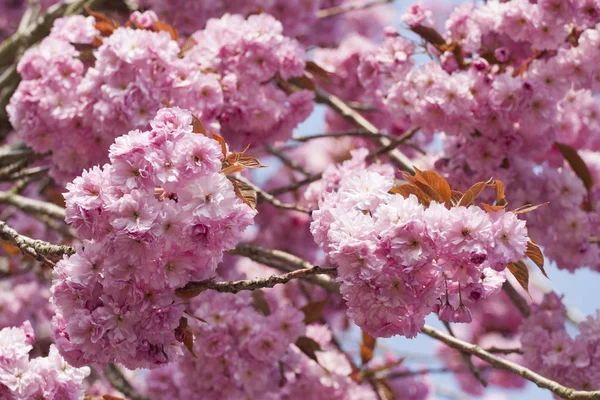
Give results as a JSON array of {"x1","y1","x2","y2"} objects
[
  {"x1": 135, "y1": 0, "x2": 390, "y2": 44},
  {"x1": 145, "y1": 289, "x2": 306, "y2": 399},
  {"x1": 8, "y1": 11, "x2": 311, "y2": 183},
  {"x1": 337, "y1": 1, "x2": 600, "y2": 273},
  {"x1": 311, "y1": 151, "x2": 530, "y2": 338},
  {"x1": 183, "y1": 13, "x2": 313, "y2": 151},
  {"x1": 50, "y1": 107, "x2": 256, "y2": 369},
  {"x1": 521, "y1": 292, "x2": 600, "y2": 391},
  {"x1": 0, "y1": 274, "x2": 52, "y2": 332},
  {"x1": 0, "y1": 321, "x2": 90, "y2": 400}
]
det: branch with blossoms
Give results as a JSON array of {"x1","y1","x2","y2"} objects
[{"x1": 176, "y1": 265, "x2": 337, "y2": 297}]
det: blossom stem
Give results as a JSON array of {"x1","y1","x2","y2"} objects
[{"x1": 422, "y1": 324, "x2": 600, "y2": 400}]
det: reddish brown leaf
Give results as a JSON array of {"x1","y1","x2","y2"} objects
[
  {"x1": 91, "y1": 36, "x2": 103, "y2": 47},
  {"x1": 411, "y1": 25, "x2": 446, "y2": 46},
  {"x1": 236, "y1": 156, "x2": 267, "y2": 169},
  {"x1": 526, "y1": 240, "x2": 548, "y2": 278},
  {"x1": 389, "y1": 184, "x2": 432, "y2": 206},
  {"x1": 153, "y1": 20, "x2": 178, "y2": 40},
  {"x1": 228, "y1": 177, "x2": 257, "y2": 209},
  {"x1": 289, "y1": 75, "x2": 316, "y2": 91},
  {"x1": 184, "y1": 310, "x2": 208, "y2": 324},
  {"x1": 419, "y1": 169, "x2": 452, "y2": 204},
  {"x1": 211, "y1": 133, "x2": 228, "y2": 157},
  {"x1": 300, "y1": 300, "x2": 327, "y2": 324},
  {"x1": 102, "y1": 396, "x2": 125, "y2": 400},
  {"x1": 221, "y1": 164, "x2": 245, "y2": 175},
  {"x1": 191, "y1": 114, "x2": 207, "y2": 135},
  {"x1": 450, "y1": 190, "x2": 463, "y2": 206},
  {"x1": 94, "y1": 20, "x2": 116, "y2": 36},
  {"x1": 458, "y1": 178, "x2": 493, "y2": 207},
  {"x1": 494, "y1": 180, "x2": 507, "y2": 206},
  {"x1": 84, "y1": 7, "x2": 112, "y2": 24},
  {"x1": 252, "y1": 290, "x2": 271, "y2": 316},
  {"x1": 2, "y1": 242, "x2": 21, "y2": 257},
  {"x1": 512, "y1": 202, "x2": 550, "y2": 214},
  {"x1": 360, "y1": 331, "x2": 377, "y2": 365},
  {"x1": 507, "y1": 260, "x2": 530, "y2": 297},
  {"x1": 174, "y1": 288, "x2": 203, "y2": 299},
  {"x1": 481, "y1": 203, "x2": 506, "y2": 213},
  {"x1": 555, "y1": 142, "x2": 594, "y2": 191},
  {"x1": 175, "y1": 317, "x2": 196, "y2": 358},
  {"x1": 179, "y1": 37, "x2": 197, "y2": 58},
  {"x1": 296, "y1": 336, "x2": 321, "y2": 363},
  {"x1": 305, "y1": 61, "x2": 334, "y2": 82}
]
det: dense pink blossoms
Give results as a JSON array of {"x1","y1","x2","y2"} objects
[
  {"x1": 51, "y1": 107, "x2": 256, "y2": 369},
  {"x1": 521, "y1": 292, "x2": 600, "y2": 391},
  {"x1": 311, "y1": 151, "x2": 530, "y2": 338},
  {"x1": 8, "y1": 11, "x2": 312, "y2": 183},
  {"x1": 0, "y1": 321, "x2": 89, "y2": 399}
]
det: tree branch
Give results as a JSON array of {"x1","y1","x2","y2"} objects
[
  {"x1": 314, "y1": 87, "x2": 416, "y2": 174},
  {"x1": 0, "y1": 191, "x2": 66, "y2": 220},
  {"x1": 442, "y1": 321, "x2": 488, "y2": 388},
  {"x1": 103, "y1": 364, "x2": 148, "y2": 400},
  {"x1": 421, "y1": 324, "x2": 600, "y2": 400},
  {"x1": 291, "y1": 129, "x2": 397, "y2": 142},
  {"x1": 265, "y1": 145, "x2": 310, "y2": 176},
  {"x1": 228, "y1": 244, "x2": 340, "y2": 292},
  {"x1": 0, "y1": 220, "x2": 74, "y2": 266},
  {"x1": 176, "y1": 266, "x2": 337, "y2": 296},
  {"x1": 268, "y1": 172, "x2": 323, "y2": 197},
  {"x1": 317, "y1": 0, "x2": 393, "y2": 18}
]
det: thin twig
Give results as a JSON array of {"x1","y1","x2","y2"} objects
[
  {"x1": 422, "y1": 324, "x2": 600, "y2": 400},
  {"x1": 228, "y1": 244, "x2": 339, "y2": 292},
  {"x1": 103, "y1": 364, "x2": 148, "y2": 400},
  {"x1": 367, "y1": 127, "x2": 420, "y2": 159},
  {"x1": 317, "y1": 0, "x2": 392, "y2": 18},
  {"x1": 0, "y1": 190, "x2": 66, "y2": 220},
  {"x1": 484, "y1": 347, "x2": 523, "y2": 355},
  {"x1": 291, "y1": 129, "x2": 396, "y2": 142},
  {"x1": 230, "y1": 175, "x2": 311, "y2": 214},
  {"x1": 268, "y1": 173, "x2": 323, "y2": 197},
  {"x1": 177, "y1": 266, "x2": 337, "y2": 296},
  {"x1": 442, "y1": 321, "x2": 488, "y2": 388},
  {"x1": 314, "y1": 87, "x2": 415, "y2": 174},
  {"x1": 265, "y1": 145, "x2": 310, "y2": 176}
]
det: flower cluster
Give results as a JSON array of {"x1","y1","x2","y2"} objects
[
  {"x1": 0, "y1": 321, "x2": 89, "y2": 400},
  {"x1": 0, "y1": 274, "x2": 52, "y2": 332},
  {"x1": 521, "y1": 292, "x2": 600, "y2": 390},
  {"x1": 145, "y1": 288, "x2": 306, "y2": 399},
  {"x1": 311, "y1": 152, "x2": 530, "y2": 338},
  {"x1": 135, "y1": 0, "x2": 390, "y2": 44},
  {"x1": 8, "y1": 11, "x2": 311, "y2": 183},
  {"x1": 51, "y1": 107, "x2": 256, "y2": 369},
  {"x1": 183, "y1": 13, "x2": 313, "y2": 151}
]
